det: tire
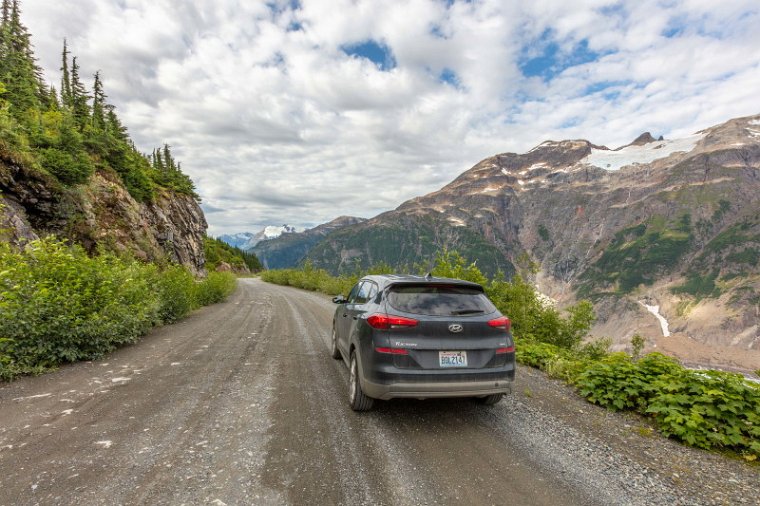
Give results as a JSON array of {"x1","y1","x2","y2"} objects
[
  {"x1": 330, "y1": 327, "x2": 341, "y2": 359},
  {"x1": 349, "y1": 351, "x2": 374, "y2": 411},
  {"x1": 478, "y1": 393, "x2": 504, "y2": 405}
]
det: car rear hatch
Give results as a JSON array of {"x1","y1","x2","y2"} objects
[{"x1": 371, "y1": 282, "x2": 514, "y2": 370}]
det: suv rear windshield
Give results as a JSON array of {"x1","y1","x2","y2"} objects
[{"x1": 387, "y1": 284, "x2": 496, "y2": 316}]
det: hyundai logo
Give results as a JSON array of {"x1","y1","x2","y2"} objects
[{"x1": 448, "y1": 323, "x2": 463, "y2": 333}]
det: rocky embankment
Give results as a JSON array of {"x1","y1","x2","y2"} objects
[{"x1": 0, "y1": 157, "x2": 207, "y2": 275}]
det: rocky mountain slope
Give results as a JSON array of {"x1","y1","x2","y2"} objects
[
  {"x1": 301, "y1": 114, "x2": 760, "y2": 369},
  {"x1": 252, "y1": 216, "x2": 366, "y2": 269},
  {"x1": 0, "y1": 156, "x2": 207, "y2": 276}
]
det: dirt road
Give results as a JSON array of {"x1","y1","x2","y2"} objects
[{"x1": 0, "y1": 279, "x2": 756, "y2": 506}]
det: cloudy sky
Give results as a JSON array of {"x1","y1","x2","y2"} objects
[{"x1": 23, "y1": 0, "x2": 760, "y2": 235}]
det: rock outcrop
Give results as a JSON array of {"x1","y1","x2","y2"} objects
[{"x1": 0, "y1": 158, "x2": 207, "y2": 276}]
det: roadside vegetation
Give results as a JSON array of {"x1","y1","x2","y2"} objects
[
  {"x1": 204, "y1": 237, "x2": 262, "y2": 272},
  {"x1": 0, "y1": 237, "x2": 236, "y2": 381},
  {"x1": 262, "y1": 251, "x2": 760, "y2": 461}
]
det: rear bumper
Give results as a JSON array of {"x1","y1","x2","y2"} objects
[
  {"x1": 361, "y1": 367, "x2": 515, "y2": 400},
  {"x1": 363, "y1": 378, "x2": 513, "y2": 400}
]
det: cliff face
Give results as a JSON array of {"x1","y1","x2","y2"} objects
[
  {"x1": 300, "y1": 114, "x2": 760, "y2": 367},
  {"x1": 0, "y1": 158, "x2": 207, "y2": 276}
]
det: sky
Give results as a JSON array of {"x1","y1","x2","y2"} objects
[{"x1": 22, "y1": 0, "x2": 760, "y2": 236}]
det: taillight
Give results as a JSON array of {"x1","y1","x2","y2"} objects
[
  {"x1": 488, "y1": 316, "x2": 511, "y2": 332},
  {"x1": 366, "y1": 314, "x2": 418, "y2": 330},
  {"x1": 496, "y1": 346, "x2": 515, "y2": 354},
  {"x1": 375, "y1": 347, "x2": 409, "y2": 355}
]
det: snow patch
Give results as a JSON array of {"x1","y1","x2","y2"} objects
[
  {"x1": 500, "y1": 168, "x2": 509, "y2": 176},
  {"x1": 749, "y1": 119, "x2": 760, "y2": 126},
  {"x1": 447, "y1": 217, "x2": 466, "y2": 227},
  {"x1": 527, "y1": 162, "x2": 547, "y2": 171},
  {"x1": 61, "y1": 409, "x2": 74, "y2": 415},
  {"x1": 584, "y1": 133, "x2": 704, "y2": 171},
  {"x1": 111, "y1": 377, "x2": 130, "y2": 383},
  {"x1": 746, "y1": 128, "x2": 760, "y2": 138},
  {"x1": 640, "y1": 302, "x2": 670, "y2": 337},
  {"x1": 517, "y1": 180, "x2": 525, "y2": 186},
  {"x1": 479, "y1": 186, "x2": 501, "y2": 193},
  {"x1": 95, "y1": 440, "x2": 113, "y2": 449}
]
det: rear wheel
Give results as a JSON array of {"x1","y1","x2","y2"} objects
[
  {"x1": 330, "y1": 327, "x2": 341, "y2": 359},
  {"x1": 349, "y1": 351, "x2": 374, "y2": 411},
  {"x1": 478, "y1": 393, "x2": 504, "y2": 405}
]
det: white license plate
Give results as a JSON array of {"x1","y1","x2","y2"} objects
[{"x1": 439, "y1": 351, "x2": 467, "y2": 368}]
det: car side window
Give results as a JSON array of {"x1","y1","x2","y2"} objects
[
  {"x1": 354, "y1": 282, "x2": 372, "y2": 304},
  {"x1": 367, "y1": 282, "x2": 378, "y2": 301},
  {"x1": 347, "y1": 283, "x2": 362, "y2": 303}
]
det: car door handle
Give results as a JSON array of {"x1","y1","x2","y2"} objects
[
  {"x1": 352, "y1": 316, "x2": 358, "y2": 320},
  {"x1": 342, "y1": 314, "x2": 347, "y2": 318}
]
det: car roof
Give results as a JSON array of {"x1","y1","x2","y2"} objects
[{"x1": 360, "y1": 274, "x2": 485, "y2": 290}]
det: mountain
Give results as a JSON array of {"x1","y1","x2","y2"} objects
[
  {"x1": 218, "y1": 232, "x2": 257, "y2": 250},
  {"x1": 219, "y1": 224, "x2": 302, "y2": 251},
  {"x1": 300, "y1": 114, "x2": 760, "y2": 367},
  {"x1": 251, "y1": 216, "x2": 366, "y2": 269}
]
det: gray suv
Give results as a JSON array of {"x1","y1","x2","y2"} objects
[{"x1": 331, "y1": 274, "x2": 515, "y2": 411}]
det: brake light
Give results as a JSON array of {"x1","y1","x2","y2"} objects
[
  {"x1": 487, "y1": 316, "x2": 511, "y2": 331},
  {"x1": 367, "y1": 314, "x2": 418, "y2": 330},
  {"x1": 375, "y1": 347, "x2": 409, "y2": 355},
  {"x1": 496, "y1": 346, "x2": 515, "y2": 354}
]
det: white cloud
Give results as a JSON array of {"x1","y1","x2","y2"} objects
[{"x1": 22, "y1": 0, "x2": 760, "y2": 235}]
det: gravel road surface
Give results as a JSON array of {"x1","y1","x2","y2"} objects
[{"x1": 0, "y1": 278, "x2": 756, "y2": 505}]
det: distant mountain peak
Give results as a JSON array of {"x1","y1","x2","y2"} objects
[
  {"x1": 219, "y1": 224, "x2": 304, "y2": 250},
  {"x1": 629, "y1": 132, "x2": 660, "y2": 146}
]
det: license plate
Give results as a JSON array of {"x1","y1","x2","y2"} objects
[{"x1": 439, "y1": 351, "x2": 467, "y2": 368}]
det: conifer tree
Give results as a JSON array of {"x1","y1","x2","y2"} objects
[
  {"x1": 0, "y1": 0, "x2": 42, "y2": 115},
  {"x1": 70, "y1": 56, "x2": 90, "y2": 128},
  {"x1": 91, "y1": 71, "x2": 105, "y2": 130},
  {"x1": 60, "y1": 38, "x2": 72, "y2": 108}
]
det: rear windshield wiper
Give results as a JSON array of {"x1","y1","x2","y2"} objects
[{"x1": 450, "y1": 309, "x2": 484, "y2": 315}]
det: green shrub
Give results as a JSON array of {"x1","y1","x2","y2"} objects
[
  {"x1": 39, "y1": 147, "x2": 94, "y2": 185},
  {"x1": 646, "y1": 370, "x2": 760, "y2": 454},
  {"x1": 194, "y1": 271, "x2": 237, "y2": 306},
  {"x1": 0, "y1": 237, "x2": 237, "y2": 380},
  {"x1": 0, "y1": 238, "x2": 159, "y2": 367},
  {"x1": 576, "y1": 352, "x2": 760, "y2": 458},
  {"x1": 156, "y1": 265, "x2": 196, "y2": 322}
]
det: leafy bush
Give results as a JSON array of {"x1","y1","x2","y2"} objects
[
  {"x1": 0, "y1": 237, "x2": 236, "y2": 380},
  {"x1": 576, "y1": 352, "x2": 760, "y2": 458},
  {"x1": 261, "y1": 262, "x2": 358, "y2": 296},
  {"x1": 155, "y1": 265, "x2": 196, "y2": 323},
  {"x1": 193, "y1": 271, "x2": 237, "y2": 306}
]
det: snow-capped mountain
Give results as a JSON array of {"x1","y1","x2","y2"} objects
[{"x1": 219, "y1": 224, "x2": 304, "y2": 250}]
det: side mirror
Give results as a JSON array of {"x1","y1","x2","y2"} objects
[{"x1": 332, "y1": 295, "x2": 347, "y2": 304}]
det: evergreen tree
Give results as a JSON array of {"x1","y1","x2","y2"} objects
[
  {"x1": 70, "y1": 56, "x2": 89, "y2": 129},
  {"x1": 1, "y1": 0, "x2": 10, "y2": 25},
  {"x1": 0, "y1": 0, "x2": 42, "y2": 115},
  {"x1": 91, "y1": 71, "x2": 105, "y2": 130},
  {"x1": 60, "y1": 38, "x2": 71, "y2": 108}
]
